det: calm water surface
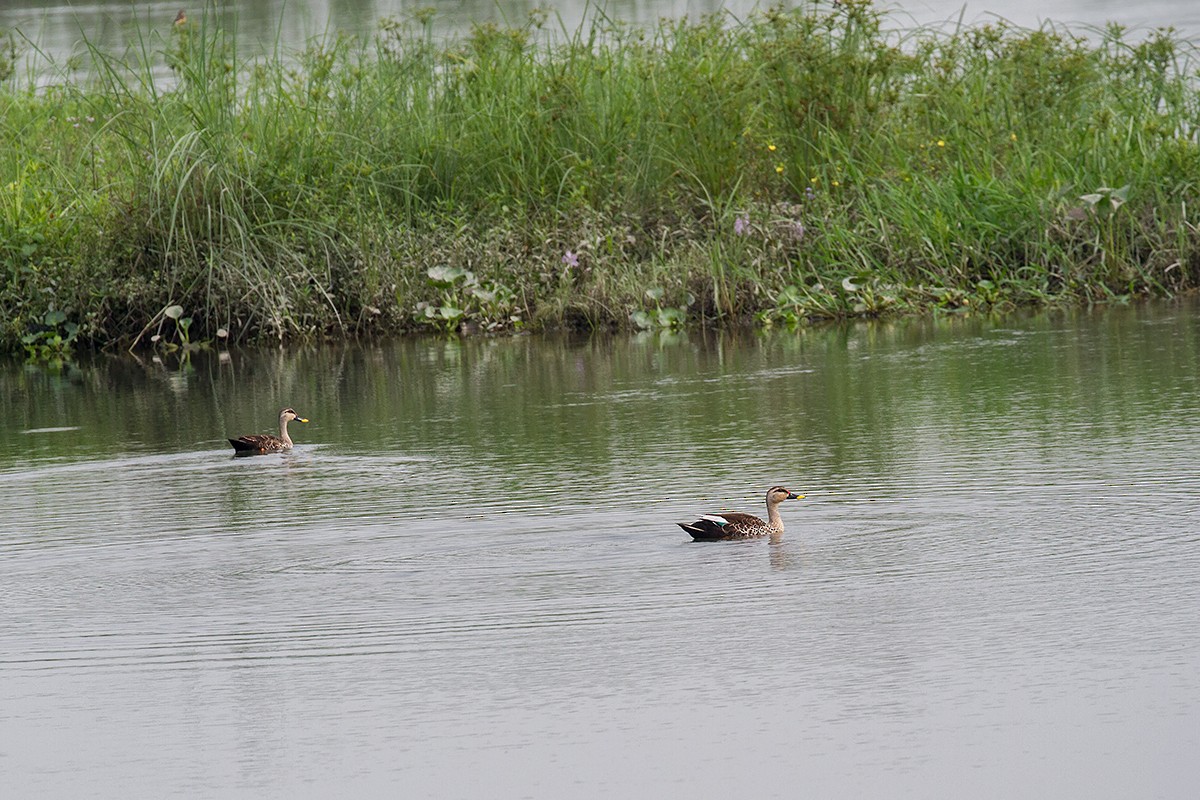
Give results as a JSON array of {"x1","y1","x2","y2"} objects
[
  {"x1": 2, "y1": 302, "x2": 1200, "y2": 798},
  {"x1": 2, "y1": 0, "x2": 1198, "y2": 79}
]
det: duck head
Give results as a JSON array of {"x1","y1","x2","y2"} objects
[{"x1": 280, "y1": 408, "x2": 309, "y2": 424}]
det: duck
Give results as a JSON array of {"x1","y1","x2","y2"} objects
[
  {"x1": 678, "y1": 486, "x2": 803, "y2": 541},
  {"x1": 228, "y1": 408, "x2": 309, "y2": 454}
]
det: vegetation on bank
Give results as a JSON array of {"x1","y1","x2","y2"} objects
[{"x1": 2, "y1": 1, "x2": 1199, "y2": 356}]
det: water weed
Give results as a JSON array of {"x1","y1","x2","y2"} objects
[
  {"x1": 419, "y1": 265, "x2": 523, "y2": 333},
  {"x1": 21, "y1": 309, "x2": 79, "y2": 364},
  {"x1": 1, "y1": 2, "x2": 1199, "y2": 351}
]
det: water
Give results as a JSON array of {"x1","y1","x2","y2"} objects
[
  {"x1": 2, "y1": 0, "x2": 1198, "y2": 84},
  {"x1": 2, "y1": 301, "x2": 1200, "y2": 797}
]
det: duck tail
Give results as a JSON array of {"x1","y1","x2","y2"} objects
[{"x1": 679, "y1": 521, "x2": 724, "y2": 541}]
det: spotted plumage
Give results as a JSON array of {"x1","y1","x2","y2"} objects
[
  {"x1": 228, "y1": 407, "x2": 309, "y2": 454},
  {"x1": 678, "y1": 486, "x2": 803, "y2": 541}
]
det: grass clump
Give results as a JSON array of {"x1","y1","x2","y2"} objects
[{"x1": 2, "y1": 1, "x2": 1199, "y2": 353}]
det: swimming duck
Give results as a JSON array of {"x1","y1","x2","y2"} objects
[
  {"x1": 228, "y1": 408, "x2": 309, "y2": 454},
  {"x1": 678, "y1": 486, "x2": 803, "y2": 540}
]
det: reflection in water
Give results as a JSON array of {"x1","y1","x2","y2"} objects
[{"x1": 2, "y1": 301, "x2": 1200, "y2": 798}]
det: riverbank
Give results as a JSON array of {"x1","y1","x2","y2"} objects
[{"x1": 2, "y1": 2, "x2": 1198, "y2": 356}]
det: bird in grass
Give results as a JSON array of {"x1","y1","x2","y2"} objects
[
  {"x1": 678, "y1": 486, "x2": 803, "y2": 541},
  {"x1": 228, "y1": 408, "x2": 309, "y2": 454}
]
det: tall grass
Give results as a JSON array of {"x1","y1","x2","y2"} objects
[{"x1": 2, "y1": 1, "x2": 1199, "y2": 352}]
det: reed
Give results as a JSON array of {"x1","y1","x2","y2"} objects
[{"x1": 2, "y1": 1, "x2": 1198, "y2": 353}]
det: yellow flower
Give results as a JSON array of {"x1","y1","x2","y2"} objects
[
  {"x1": 1010, "y1": 133, "x2": 1018, "y2": 141},
  {"x1": 768, "y1": 144, "x2": 777, "y2": 152},
  {"x1": 775, "y1": 165, "x2": 784, "y2": 174},
  {"x1": 937, "y1": 140, "x2": 946, "y2": 147},
  {"x1": 832, "y1": 180, "x2": 840, "y2": 186},
  {"x1": 810, "y1": 176, "x2": 819, "y2": 184}
]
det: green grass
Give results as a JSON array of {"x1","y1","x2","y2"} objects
[{"x1": 2, "y1": 0, "x2": 1199, "y2": 354}]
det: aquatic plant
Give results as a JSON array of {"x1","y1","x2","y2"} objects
[
  {"x1": 1, "y1": 2, "x2": 1199, "y2": 351},
  {"x1": 632, "y1": 287, "x2": 692, "y2": 331},
  {"x1": 154, "y1": 305, "x2": 196, "y2": 351},
  {"x1": 419, "y1": 266, "x2": 522, "y2": 334},
  {"x1": 21, "y1": 309, "x2": 79, "y2": 363}
]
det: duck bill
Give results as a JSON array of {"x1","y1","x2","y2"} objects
[
  {"x1": 788, "y1": 492, "x2": 803, "y2": 500},
  {"x1": 297, "y1": 418, "x2": 309, "y2": 423}
]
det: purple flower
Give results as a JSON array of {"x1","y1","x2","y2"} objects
[
  {"x1": 790, "y1": 220, "x2": 806, "y2": 241},
  {"x1": 805, "y1": 186, "x2": 815, "y2": 200},
  {"x1": 562, "y1": 250, "x2": 579, "y2": 268},
  {"x1": 734, "y1": 214, "x2": 749, "y2": 236}
]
